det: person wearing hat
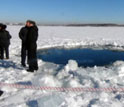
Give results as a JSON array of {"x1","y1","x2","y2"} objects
[
  {"x1": 26, "y1": 20, "x2": 39, "y2": 72},
  {"x1": 1, "y1": 24, "x2": 12, "y2": 59},
  {"x1": 0, "y1": 24, "x2": 12, "y2": 59}
]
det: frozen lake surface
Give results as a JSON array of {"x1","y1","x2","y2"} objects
[{"x1": 1, "y1": 26, "x2": 124, "y2": 107}]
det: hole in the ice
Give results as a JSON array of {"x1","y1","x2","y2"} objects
[{"x1": 37, "y1": 48, "x2": 124, "y2": 67}]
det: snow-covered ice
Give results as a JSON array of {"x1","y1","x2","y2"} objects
[{"x1": 0, "y1": 26, "x2": 124, "y2": 107}]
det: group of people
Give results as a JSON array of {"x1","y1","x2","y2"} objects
[
  {"x1": 0, "y1": 23, "x2": 11, "y2": 59},
  {"x1": 0, "y1": 20, "x2": 39, "y2": 72}
]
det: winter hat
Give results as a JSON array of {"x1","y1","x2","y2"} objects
[
  {"x1": 2, "y1": 24, "x2": 7, "y2": 29},
  {"x1": 27, "y1": 20, "x2": 36, "y2": 26}
]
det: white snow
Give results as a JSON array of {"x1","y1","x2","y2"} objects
[{"x1": 0, "y1": 26, "x2": 124, "y2": 107}]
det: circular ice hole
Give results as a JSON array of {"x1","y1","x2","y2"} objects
[{"x1": 37, "y1": 48, "x2": 124, "y2": 67}]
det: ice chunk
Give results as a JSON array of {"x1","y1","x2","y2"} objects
[
  {"x1": 37, "y1": 94, "x2": 65, "y2": 107},
  {"x1": 65, "y1": 60, "x2": 78, "y2": 72}
]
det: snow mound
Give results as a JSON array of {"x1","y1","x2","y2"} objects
[{"x1": 65, "y1": 60, "x2": 78, "y2": 71}]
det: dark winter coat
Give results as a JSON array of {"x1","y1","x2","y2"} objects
[
  {"x1": 0, "y1": 30, "x2": 12, "y2": 47},
  {"x1": 26, "y1": 26, "x2": 38, "y2": 50},
  {"x1": 19, "y1": 26, "x2": 28, "y2": 45}
]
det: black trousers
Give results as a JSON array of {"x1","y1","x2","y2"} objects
[
  {"x1": 0, "y1": 46, "x2": 9, "y2": 59},
  {"x1": 21, "y1": 44, "x2": 27, "y2": 65},
  {"x1": 27, "y1": 45, "x2": 38, "y2": 70}
]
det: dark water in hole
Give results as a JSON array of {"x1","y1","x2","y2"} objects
[{"x1": 37, "y1": 48, "x2": 124, "y2": 67}]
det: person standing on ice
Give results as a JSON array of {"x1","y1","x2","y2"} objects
[
  {"x1": 19, "y1": 21, "x2": 31, "y2": 67},
  {"x1": 2, "y1": 24, "x2": 12, "y2": 59},
  {"x1": 26, "y1": 20, "x2": 39, "y2": 72},
  {"x1": 0, "y1": 24, "x2": 11, "y2": 59}
]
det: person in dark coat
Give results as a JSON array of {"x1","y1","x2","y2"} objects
[
  {"x1": 26, "y1": 21, "x2": 38, "y2": 72},
  {"x1": 19, "y1": 21, "x2": 30, "y2": 67},
  {"x1": 0, "y1": 24, "x2": 11, "y2": 59},
  {"x1": 2, "y1": 24, "x2": 12, "y2": 59}
]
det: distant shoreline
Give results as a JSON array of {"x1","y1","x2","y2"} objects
[
  {"x1": 65, "y1": 24, "x2": 124, "y2": 27},
  {"x1": 5, "y1": 23, "x2": 124, "y2": 27}
]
